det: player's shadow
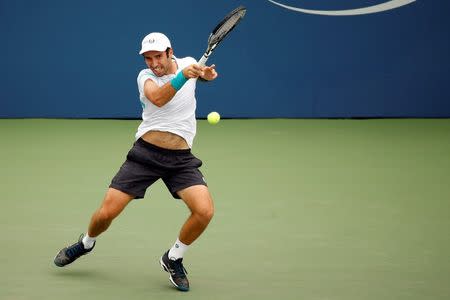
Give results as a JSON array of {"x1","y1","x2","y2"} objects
[
  {"x1": 50, "y1": 268, "x2": 116, "y2": 282},
  {"x1": 52, "y1": 269, "x2": 100, "y2": 277},
  {"x1": 50, "y1": 267, "x2": 180, "y2": 292}
]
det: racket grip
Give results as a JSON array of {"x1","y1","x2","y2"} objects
[{"x1": 198, "y1": 55, "x2": 209, "y2": 66}]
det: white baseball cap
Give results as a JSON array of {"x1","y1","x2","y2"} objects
[{"x1": 139, "y1": 32, "x2": 171, "y2": 55}]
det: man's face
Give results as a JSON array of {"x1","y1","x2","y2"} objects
[{"x1": 143, "y1": 49, "x2": 172, "y2": 77}]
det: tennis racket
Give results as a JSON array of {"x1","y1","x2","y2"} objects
[{"x1": 198, "y1": 6, "x2": 246, "y2": 66}]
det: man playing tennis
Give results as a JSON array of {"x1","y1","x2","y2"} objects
[{"x1": 54, "y1": 32, "x2": 218, "y2": 292}]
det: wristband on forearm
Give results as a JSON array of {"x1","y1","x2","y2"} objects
[{"x1": 170, "y1": 71, "x2": 188, "y2": 91}]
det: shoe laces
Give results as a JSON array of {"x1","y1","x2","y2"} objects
[
  {"x1": 170, "y1": 259, "x2": 188, "y2": 278},
  {"x1": 66, "y1": 241, "x2": 86, "y2": 259}
]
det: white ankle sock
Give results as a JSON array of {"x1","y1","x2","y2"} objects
[
  {"x1": 168, "y1": 238, "x2": 189, "y2": 260},
  {"x1": 82, "y1": 233, "x2": 96, "y2": 249}
]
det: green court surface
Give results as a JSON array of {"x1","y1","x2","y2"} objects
[{"x1": 1, "y1": 119, "x2": 449, "y2": 300}]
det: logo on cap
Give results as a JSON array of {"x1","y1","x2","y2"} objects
[{"x1": 148, "y1": 38, "x2": 156, "y2": 44}]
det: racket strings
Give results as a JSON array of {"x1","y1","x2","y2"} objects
[
  {"x1": 216, "y1": 15, "x2": 240, "y2": 36},
  {"x1": 210, "y1": 9, "x2": 245, "y2": 45}
]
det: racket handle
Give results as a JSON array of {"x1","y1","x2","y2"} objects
[{"x1": 198, "y1": 55, "x2": 209, "y2": 66}]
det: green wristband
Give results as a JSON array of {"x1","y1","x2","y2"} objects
[{"x1": 170, "y1": 71, "x2": 188, "y2": 91}]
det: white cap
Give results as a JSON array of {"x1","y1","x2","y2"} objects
[{"x1": 139, "y1": 32, "x2": 171, "y2": 55}]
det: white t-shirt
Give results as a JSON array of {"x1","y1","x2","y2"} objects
[{"x1": 135, "y1": 56, "x2": 198, "y2": 148}]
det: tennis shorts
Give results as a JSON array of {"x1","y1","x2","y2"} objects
[{"x1": 110, "y1": 138, "x2": 207, "y2": 199}]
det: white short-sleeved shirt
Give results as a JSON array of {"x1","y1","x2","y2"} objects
[{"x1": 136, "y1": 56, "x2": 197, "y2": 148}]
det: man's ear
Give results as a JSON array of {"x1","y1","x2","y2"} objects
[{"x1": 166, "y1": 48, "x2": 173, "y2": 58}]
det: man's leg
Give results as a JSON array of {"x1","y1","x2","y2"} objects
[
  {"x1": 177, "y1": 185, "x2": 214, "y2": 245},
  {"x1": 54, "y1": 188, "x2": 134, "y2": 267},
  {"x1": 160, "y1": 185, "x2": 214, "y2": 291},
  {"x1": 87, "y1": 187, "x2": 135, "y2": 237}
]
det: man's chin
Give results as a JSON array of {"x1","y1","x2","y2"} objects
[{"x1": 151, "y1": 69, "x2": 164, "y2": 76}]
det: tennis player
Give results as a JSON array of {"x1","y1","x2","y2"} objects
[{"x1": 54, "y1": 32, "x2": 218, "y2": 292}]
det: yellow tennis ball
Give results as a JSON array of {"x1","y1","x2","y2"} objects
[{"x1": 207, "y1": 112, "x2": 220, "y2": 125}]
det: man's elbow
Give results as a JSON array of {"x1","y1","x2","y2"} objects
[
  {"x1": 147, "y1": 94, "x2": 166, "y2": 108},
  {"x1": 152, "y1": 99, "x2": 165, "y2": 108}
]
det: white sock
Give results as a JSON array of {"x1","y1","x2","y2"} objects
[
  {"x1": 82, "y1": 233, "x2": 96, "y2": 249},
  {"x1": 168, "y1": 238, "x2": 189, "y2": 261}
]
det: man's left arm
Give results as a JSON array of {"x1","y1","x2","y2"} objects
[{"x1": 199, "y1": 64, "x2": 218, "y2": 82}]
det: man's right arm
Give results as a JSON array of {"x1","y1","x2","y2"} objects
[
  {"x1": 143, "y1": 79, "x2": 178, "y2": 108},
  {"x1": 143, "y1": 64, "x2": 206, "y2": 108}
]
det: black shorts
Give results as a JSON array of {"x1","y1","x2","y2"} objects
[{"x1": 110, "y1": 138, "x2": 207, "y2": 199}]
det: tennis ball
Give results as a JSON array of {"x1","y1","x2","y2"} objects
[{"x1": 207, "y1": 112, "x2": 220, "y2": 125}]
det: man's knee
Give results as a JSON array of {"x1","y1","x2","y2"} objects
[
  {"x1": 194, "y1": 204, "x2": 214, "y2": 225},
  {"x1": 96, "y1": 205, "x2": 116, "y2": 222},
  {"x1": 96, "y1": 190, "x2": 132, "y2": 221}
]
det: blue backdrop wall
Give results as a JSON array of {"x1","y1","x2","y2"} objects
[{"x1": 1, "y1": 0, "x2": 449, "y2": 118}]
